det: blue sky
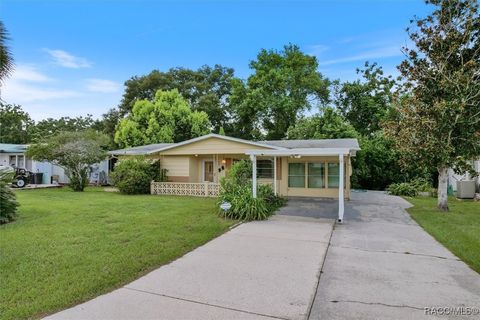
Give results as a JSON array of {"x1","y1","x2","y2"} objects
[{"x1": 1, "y1": 0, "x2": 432, "y2": 120}]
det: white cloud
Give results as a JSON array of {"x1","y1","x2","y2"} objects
[
  {"x1": 12, "y1": 64, "x2": 52, "y2": 83},
  {"x1": 1, "y1": 65, "x2": 80, "y2": 103},
  {"x1": 2, "y1": 80, "x2": 80, "y2": 103},
  {"x1": 319, "y1": 45, "x2": 403, "y2": 66},
  {"x1": 308, "y1": 44, "x2": 329, "y2": 57},
  {"x1": 85, "y1": 78, "x2": 121, "y2": 93},
  {"x1": 44, "y1": 49, "x2": 92, "y2": 68}
]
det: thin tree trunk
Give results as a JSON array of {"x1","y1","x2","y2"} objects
[{"x1": 437, "y1": 167, "x2": 449, "y2": 211}]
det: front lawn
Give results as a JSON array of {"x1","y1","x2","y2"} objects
[
  {"x1": 0, "y1": 188, "x2": 235, "y2": 320},
  {"x1": 406, "y1": 196, "x2": 480, "y2": 274}
]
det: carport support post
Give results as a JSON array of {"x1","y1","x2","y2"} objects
[
  {"x1": 338, "y1": 154, "x2": 345, "y2": 222},
  {"x1": 250, "y1": 154, "x2": 257, "y2": 198},
  {"x1": 273, "y1": 156, "x2": 277, "y2": 195}
]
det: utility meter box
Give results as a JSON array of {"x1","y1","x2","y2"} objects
[{"x1": 456, "y1": 180, "x2": 476, "y2": 199}]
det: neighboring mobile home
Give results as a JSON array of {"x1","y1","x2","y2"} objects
[
  {"x1": 108, "y1": 134, "x2": 360, "y2": 201},
  {"x1": 0, "y1": 143, "x2": 109, "y2": 185}
]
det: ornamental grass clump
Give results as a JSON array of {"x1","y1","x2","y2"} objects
[{"x1": 219, "y1": 160, "x2": 285, "y2": 221}]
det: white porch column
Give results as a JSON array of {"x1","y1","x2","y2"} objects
[
  {"x1": 250, "y1": 154, "x2": 257, "y2": 198},
  {"x1": 273, "y1": 156, "x2": 277, "y2": 195},
  {"x1": 338, "y1": 154, "x2": 345, "y2": 222}
]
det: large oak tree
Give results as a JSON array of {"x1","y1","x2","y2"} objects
[
  {"x1": 386, "y1": 0, "x2": 480, "y2": 210},
  {"x1": 334, "y1": 62, "x2": 397, "y2": 136},
  {"x1": 119, "y1": 65, "x2": 236, "y2": 132},
  {"x1": 230, "y1": 44, "x2": 330, "y2": 140}
]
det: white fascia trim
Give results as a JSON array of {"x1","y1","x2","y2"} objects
[
  {"x1": 245, "y1": 148, "x2": 353, "y2": 156},
  {"x1": 146, "y1": 133, "x2": 286, "y2": 154}
]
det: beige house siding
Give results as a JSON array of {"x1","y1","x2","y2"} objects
[
  {"x1": 159, "y1": 137, "x2": 273, "y2": 155},
  {"x1": 160, "y1": 156, "x2": 190, "y2": 182},
  {"x1": 188, "y1": 157, "x2": 199, "y2": 182}
]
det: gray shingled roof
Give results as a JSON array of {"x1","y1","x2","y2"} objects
[
  {"x1": 260, "y1": 139, "x2": 360, "y2": 150},
  {"x1": 108, "y1": 137, "x2": 360, "y2": 156},
  {"x1": 108, "y1": 143, "x2": 174, "y2": 155}
]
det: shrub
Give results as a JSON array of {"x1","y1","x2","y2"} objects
[
  {"x1": 409, "y1": 178, "x2": 432, "y2": 192},
  {"x1": 111, "y1": 157, "x2": 167, "y2": 194},
  {"x1": 387, "y1": 182, "x2": 418, "y2": 197},
  {"x1": 386, "y1": 178, "x2": 434, "y2": 197},
  {"x1": 218, "y1": 160, "x2": 285, "y2": 220},
  {"x1": 0, "y1": 169, "x2": 18, "y2": 224}
]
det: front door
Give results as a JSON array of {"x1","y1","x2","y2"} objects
[{"x1": 204, "y1": 161, "x2": 214, "y2": 182}]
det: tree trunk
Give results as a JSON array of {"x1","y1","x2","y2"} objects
[{"x1": 437, "y1": 167, "x2": 449, "y2": 211}]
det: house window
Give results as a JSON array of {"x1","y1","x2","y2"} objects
[
  {"x1": 288, "y1": 163, "x2": 305, "y2": 187},
  {"x1": 328, "y1": 163, "x2": 340, "y2": 188},
  {"x1": 17, "y1": 155, "x2": 25, "y2": 168},
  {"x1": 9, "y1": 155, "x2": 16, "y2": 167},
  {"x1": 308, "y1": 163, "x2": 325, "y2": 188},
  {"x1": 257, "y1": 159, "x2": 273, "y2": 178}
]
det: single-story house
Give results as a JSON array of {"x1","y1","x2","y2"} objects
[
  {"x1": 109, "y1": 134, "x2": 360, "y2": 221},
  {"x1": 0, "y1": 143, "x2": 109, "y2": 185}
]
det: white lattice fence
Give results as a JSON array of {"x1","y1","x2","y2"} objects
[{"x1": 151, "y1": 182, "x2": 220, "y2": 197}]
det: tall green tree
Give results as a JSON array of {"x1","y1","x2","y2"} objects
[
  {"x1": 115, "y1": 89, "x2": 211, "y2": 147},
  {"x1": 230, "y1": 44, "x2": 330, "y2": 140},
  {"x1": 0, "y1": 103, "x2": 34, "y2": 144},
  {"x1": 119, "y1": 65, "x2": 236, "y2": 131},
  {"x1": 386, "y1": 0, "x2": 480, "y2": 211},
  {"x1": 287, "y1": 107, "x2": 358, "y2": 139},
  {"x1": 31, "y1": 115, "x2": 96, "y2": 141},
  {"x1": 91, "y1": 108, "x2": 121, "y2": 149},
  {"x1": 334, "y1": 62, "x2": 397, "y2": 136},
  {"x1": 0, "y1": 21, "x2": 13, "y2": 83},
  {"x1": 351, "y1": 134, "x2": 404, "y2": 190},
  {"x1": 227, "y1": 78, "x2": 264, "y2": 139}
]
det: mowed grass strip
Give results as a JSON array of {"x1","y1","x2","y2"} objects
[
  {"x1": 0, "y1": 187, "x2": 235, "y2": 320},
  {"x1": 406, "y1": 196, "x2": 480, "y2": 274}
]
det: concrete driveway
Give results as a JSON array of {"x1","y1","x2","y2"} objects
[
  {"x1": 45, "y1": 215, "x2": 334, "y2": 320},
  {"x1": 309, "y1": 191, "x2": 480, "y2": 320},
  {"x1": 44, "y1": 192, "x2": 480, "y2": 320}
]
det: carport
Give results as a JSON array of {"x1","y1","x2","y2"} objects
[{"x1": 246, "y1": 148, "x2": 355, "y2": 222}]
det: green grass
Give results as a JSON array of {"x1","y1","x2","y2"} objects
[
  {"x1": 0, "y1": 188, "x2": 235, "y2": 320},
  {"x1": 406, "y1": 196, "x2": 480, "y2": 274}
]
